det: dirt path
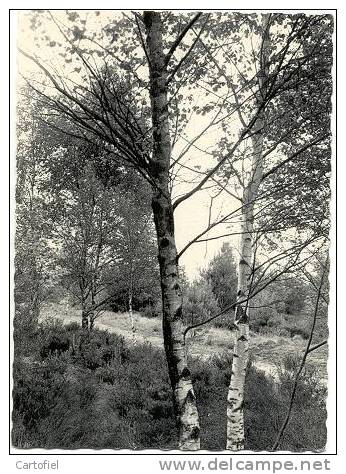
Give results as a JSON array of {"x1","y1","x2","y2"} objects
[{"x1": 41, "y1": 303, "x2": 328, "y2": 383}]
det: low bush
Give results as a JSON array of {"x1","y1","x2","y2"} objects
[
  {"x1": 282, "y1": 314, "x2": 311, "y2": 340},
  {"x1": 213, "y1": 312, "x2": 235, "y2": 331},
  {"x1": 12, "y1": 322, "x2": 177, "y2": 449},
  {"x1": 141, "y1": 301, "x2": 162, "y2": 319}
]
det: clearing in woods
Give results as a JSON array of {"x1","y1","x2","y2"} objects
[{"x1": 41, "y1": 302, "x2": 328, "y2": 384}]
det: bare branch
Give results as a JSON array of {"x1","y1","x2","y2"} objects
[{"x1": 307, "y1": 340, "x2": 327, "y2": 354}]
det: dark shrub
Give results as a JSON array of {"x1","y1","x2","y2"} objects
[
  {"x1": 13, "y1": 323, "x2": 177, "y2": 450},
  {"x1": 213, "y1": 312, "x2": 235, "y2": 330},
  {"x1": 12, "y1": 355, "x2": 68, "y2": 438},
  {"x1": 40, "y1": 335, "x2": 70, "y2": 358},
  {"x1": 65, "y1": 321, "x2": 80, "y2": 332},
  {"x1": 37, "y1": 319, "x2": 70, "y2": 359},
  {"x1": 142, "y1": 301, "x2": 162, "y2": 319},
  {"x1": 72, "y1": 330, "x2": 127, "y2": 370}
]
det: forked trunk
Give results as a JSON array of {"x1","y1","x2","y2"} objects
[
  {"x1": 226, "y1": 14, "x2": 270, "y2": 450},
  {"x1": 144, "y1": 11, "x2": 200, "y2": 450}
]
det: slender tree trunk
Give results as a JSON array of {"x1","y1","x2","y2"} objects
[
  {"x1": 143, "y1": 11, "x2": 200, "y2": 450},
  {"x1": 128, "y1": 291, "x2": 136, "y2": 338},
  {"x1": 81, "y1": 300, "x2": 89, "y2": 330},
  {"x1": 89, "y1": 311, "x2": 95, "y2": 330},
  {"x1": 71, "y1": 333, "x2": 77, "y2": 356},
  {"x1": 89, "y1": 284, "x2": 97, "y2": 331},
  {"x1": 30, "y1": 289, "x2": 40, "y2": 327},
  {"x1": 226, "y1": 14, "x2": 270, "y2": 451}
]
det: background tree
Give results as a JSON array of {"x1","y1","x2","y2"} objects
[
  {"x1": 182, "y1": 280, "x2": 220, "y2": 333},
  {"x1": 200, "y1": 242, "x2": 237, "y2": 328},
  {"x1": 102, "y1": 182, "x2": 160, "y2": 334},
  {"x1": 41, "y1": 139, "x2": 124, "y2": 329},
  {"x1": 15, "y1": 98, "x2": 56, "y2": 351}
]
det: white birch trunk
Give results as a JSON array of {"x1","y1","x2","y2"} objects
[
  {"x1": 226, "y1": 14, "x2": 270, "y2": 450},
  {"x1": 143, "y1": 11, "x2": 200, "y2": 449}
]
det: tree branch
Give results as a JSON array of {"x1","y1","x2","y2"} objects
[
  {"x1": 164, "y1": 12, "x2": 202, "y2": 66},
  {"x1": 261, "y1": 133, "x2": 330, "y2": 182},
  {"x1": 307, "y1": 340, "x2": 327, "y2": 354},
  {"x1": 166, "y1": 14, "x2": 210, "y2": 85}
]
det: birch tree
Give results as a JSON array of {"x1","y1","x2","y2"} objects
[
  {"x1": 173, "y1": 12, "x2": 332, "y2": 449},
  {"x1": 225, "y1": 15, "x2": 271, "y2": 450},
  {"x1": 140, "y1": 12, "x2": 202, "y2": 448},
  {"x1": 53, "y1": 164, "x2": 117, "y2": 329}
]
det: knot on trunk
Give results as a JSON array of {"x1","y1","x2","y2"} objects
[{"x1": 160, "y1": 237, "x2": 170, "y2": 248}]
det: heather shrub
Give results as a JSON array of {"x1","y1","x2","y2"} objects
[{"x1": 12, "y1": 321, "x2": 327, "y2": 451}]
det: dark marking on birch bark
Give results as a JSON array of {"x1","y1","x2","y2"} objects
[
  {"x1": 233, "y1": 403, "x2": 244, "y2": 413},
  {"x1": 235, "y1": 305, "x2": 248, "y2": 324},
  {"x1": 191, "y1": 426, "x2": 200, "y2": 441},
  {"x1": 161, "y1": 237, "x2": 170, "y2": 247},
  {"x1": 181, "y1": 367, "x2": 191, "y2": 379},
  {"x1": 186, "y1": 389, "x2": 196, "y2": 403}
]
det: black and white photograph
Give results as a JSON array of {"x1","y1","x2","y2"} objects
[{"x1": 10, "y1": 7, "x2": 335, "y2": 454}]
